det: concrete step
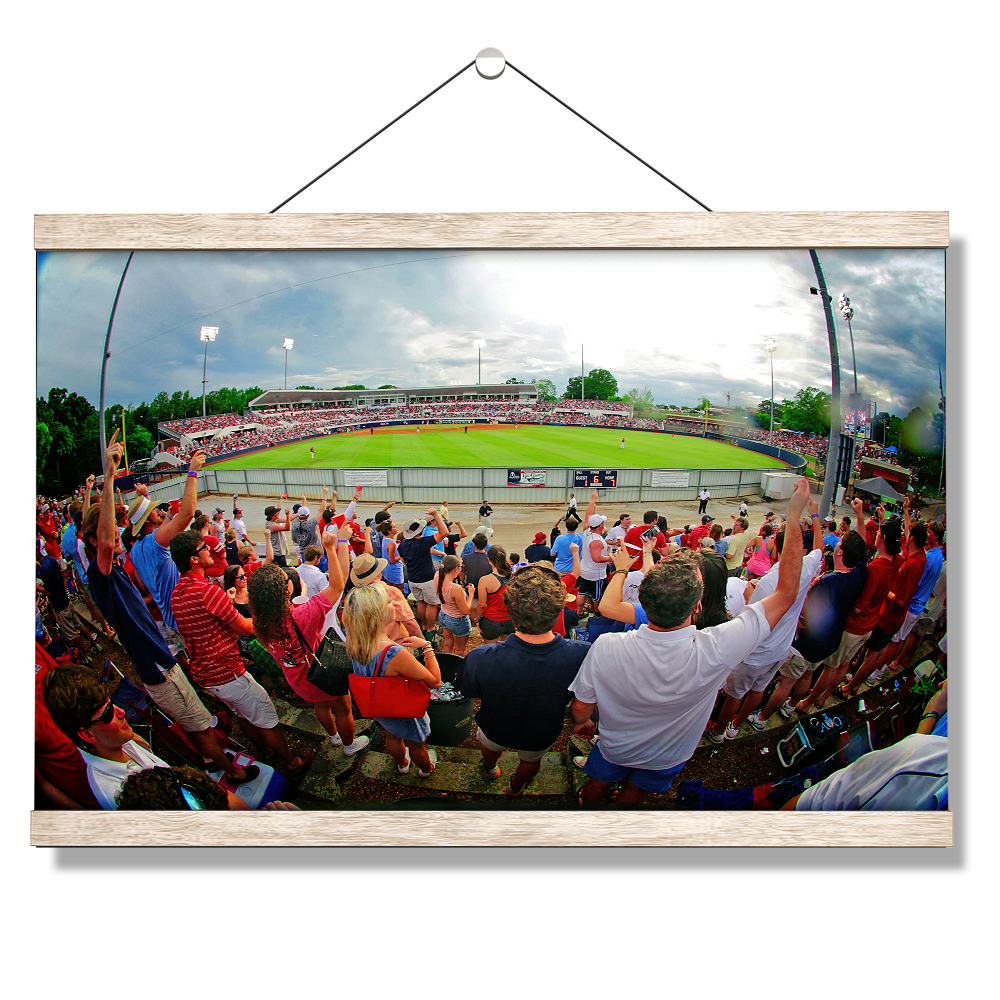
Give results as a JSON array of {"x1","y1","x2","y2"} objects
[{"x1": 360, "y1": 747, "x2": 570, "y2": 796}]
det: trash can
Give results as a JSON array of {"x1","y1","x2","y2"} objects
[{"x1": 427, "y1": 694, "x2": 474, "y2": 746}]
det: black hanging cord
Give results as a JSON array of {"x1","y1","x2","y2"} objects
[
  {"x1": 269, "y1": 60, "x2": 476, "y2": 213},
  {"x1": 269, "y1": 56, "x2": 712, "y2": 213},
  {"x1": 504, "y1": 60, "x2": 712, "y2": 212}
]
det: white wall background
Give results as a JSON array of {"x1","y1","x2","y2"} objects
[{"x1": 6, "y1": 3, "x2": 992, "y2": 996}]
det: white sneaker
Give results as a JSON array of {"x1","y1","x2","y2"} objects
[
  {"x1": 572, "y1": 755, "x2": 589, "y2": 769},
  {"x1": 724, "y1": 721, "x2": 740, "y2": 740},
  {"x1": 329, "y1": 733, "x2": 343, "y2": 747},
  {"x1": 417, "y1": 748, "x2": 438, "y2": 778},
  {"x1": 868, "y1": 667, "x2": 887, "y2": 686},
  {"x1": 342, "y1": 735, "x2": 370, "y2": 756},
  {"x1": 746, "y1": 711, "x2": 766, "y2": 732}
]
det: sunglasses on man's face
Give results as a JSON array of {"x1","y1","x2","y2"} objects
[
  {"x1": 196, "y1": 544, "x2": 208, "y2": 554},
  {"x1": 87, "y1": 701, "x2": 115, "y2": 728}
]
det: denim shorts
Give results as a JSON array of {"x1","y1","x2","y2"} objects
[
  {"x1": 582, "y1": 742, "x2": 686, "y2": 793},
  {"x1": 439, "y1": 611, "x2": 472, "y2": 637}
]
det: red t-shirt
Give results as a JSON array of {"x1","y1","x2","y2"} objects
[
  {"x1": 35, "y1": 644, "x2": 101, "y2": 808},
  {"x1": 203, "y1": 534, "x2": 229, "y2": 579},
  {"x1": 846, "y1": 553, "x2": 902, "y2": 634},
  {"x1": 876, "y1": 549, "x2": 926, "y2": 633},
  {"x1": 265, "y1": 593, "x2": 334, "y2": 703},
  {"x1": 170, "y1": 572, "x2": 245, "y2": 687},
  {"x1": 623, "y1": 525, "x2": 666, "y2": 570},
  {"x1": 244, "y1": 558, "x2": 263, "y2": 579},
  {"x1": 864, "y1": 517, "x2": 880, "y2": 549}
]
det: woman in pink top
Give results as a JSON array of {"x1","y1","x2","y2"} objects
[
  {"x1": 434, "y1": 554, "x2": 475, "y2": 655},
  {"x1": 744, "y1": 523, "x2": 777, "y2": 579},
  {"x1": 247, "y1": 522, "x2": 370, "y2": 756}
]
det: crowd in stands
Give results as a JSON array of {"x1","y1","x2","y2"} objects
[{"x1": 36, "y1": 435, "x2": 947, "y2": 811}]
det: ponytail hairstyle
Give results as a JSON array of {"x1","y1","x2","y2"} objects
[
  {"x1": 487, "y1": 544, "x2": 509, "y2": 577},
  {"x1": 437, "y1": 554, "x2": 462, "y2": 603}
]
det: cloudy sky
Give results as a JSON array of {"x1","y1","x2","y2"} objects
[{"x1": 36, "y1": 247, "x2": 945, "y2": 416}]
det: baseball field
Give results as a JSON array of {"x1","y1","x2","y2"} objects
[{"x1": 208, "y1": 423, "x2": 788, "y2": 470}]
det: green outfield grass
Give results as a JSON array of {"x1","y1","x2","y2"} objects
[{"x1": 208, "y1": 424, "x2": 789, "y2": 470}]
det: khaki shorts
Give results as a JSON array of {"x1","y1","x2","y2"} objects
[
  {"x1": 891, "y1": 610, "x2": 920, "y2": 644},
  {"x1": 409, "y1": 579, "x2": 440, "y2": 605},
  {"x1": 723, "y1": 659, "x2": 784, "y2": 699},
  {"x1": 54, "y1": 603, "x2": 81, "y2": 641},
  {"x1": 145, "y1": 664, "x2": 212, "y2": 732},
  {"x1": 156, "y1": 621, "x2": 187, "y2": 657},
  {"x1": 205, "y1": 671, "x2": 280, "y2": 729},
  {"x1": 821, "y1": 629, "x2": 871, "y2": 671},
  {"x1": 477, "y1": 726, "x2": 549, "y2": 762},
  {"x1": 779, "y1": 652, "x2": 822, "y2": 682}
]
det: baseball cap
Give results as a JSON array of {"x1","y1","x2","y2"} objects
[
  {"x1": 292, "y1": 503, "x2": 301, "y2": 514},
  {"x1": 264, "y1": 505, "x2": 281, "y2": 519},
  {"x1": 473, "y1": 524, "x2": 493, "y2": 537},
  {"x1": 233, "y1": 507, "x2": 242, "y2": 516},
  {"x1": 588, "y1": 514, "x2": 607, "y2": 528},
  {"x1": 212, "y1": 507, "x2": 224, "y2": 515},
  {"x1": 533, "y1": 532, "x2": 547, "y2": 543},
  {"x1": 701, "y1": 514, "x2": 714, "y2": 524},
  {"x1": 298, "y1": 506, "x2": 310, "y2": 518}
]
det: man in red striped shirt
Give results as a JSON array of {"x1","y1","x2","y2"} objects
[{"x1": 169, "y1": 529, "x2": 304, "y2": 774}]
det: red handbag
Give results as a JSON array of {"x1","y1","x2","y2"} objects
[{"x1": 348, "y1": 645, "x2": 431, "y2": 719}]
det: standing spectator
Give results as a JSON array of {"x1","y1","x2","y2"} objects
[
  {"x1": 343, "y1": 585, "x2": 442, "y2": 778},
  {"x1": 128, "y1": 448, "x2": 206, "y2": 660},
  {"x1": 349, "y1": 553, "x2": 423, "y2": 645},
  {"x1": 296, "y1": 545, "x2": 328, "y2": 599},
  {"x1": 460, "y1": 566, "x2": 591, "y2": 795},
  {"x1": 888, "y1": 519, "x2": 945, "y2": 672},
  {"x1": 739, "y1": 500, "x2": 749, "y2": 519},
  {"x1": 249, "y1": 524, "x2": 370, "y2": 756},
  {"x1": 570, "y1": 478, "x2": 811, "y2": 806},
  {"x1": 723, "y1": 517, "x2": 753, "y2": 578},
  {"x1": 210, "y1": 507, "x2": 226, "y2": 539},
  {"x1": 193, "y1": 514, "x2": 228, "y2": 586},
  {"x1": 525, "y1": 531, "x2": 552, "y2": 564},
  {"x1": 435, "y1": 555, "x2": 475, "y2": 655},
  {"x1": 479, "y1": 499, "x2": 494, "y2": 529},
  {"x1": 579, "y1": 513, "x2": 613, "y2": 604},
  {"x1": 622, "y1": 511, "x2": 670, "y2": 570},
  {"x1": 461, "y1": 523, "x2": 493, "y2": 558},
  {"x1": 797, "y1": 510, "x2": 903, "y2": 712},
  {"x1": 231, "y1": 506, "x2": 251, "y2": 544},
  {"x1": 169, "y1": 529, "x2": 304, "y2": 773},
  {"x1": 743, "y1": 524, "x2": 777, "y2": 579},
  {"x1": 398, "y1": 508, "x2": 451, "y2": 634},
  {"x1": 472, "y1": 546, "x2": 515, "y2": 644},
  {"x1": 262, "y1": 504, "x2": 292, "y2": 567},
  {"x1": 686, "y1": 514, "x2": 715, "y2": 551},
  {"x1": 567, "y1": 493, "x2": 578, "y2": 520},
  {"x1": 462, "y1": 531, "x2": 493, "y2": 596},
  {"x1": 292, "y1": 490, "x2": 328, "y2": 563},
  {"x1": 605, "y1": 514, "x2": 631, "y2": 554},
  {"x1": 550, "y1": 516, "x2": 584, "y2": 574},
  {"x1": 378, "y1": 517, "x2": 405, "y2": 592},
  {"x1": 698, "y1": 488, "x2": 711, "y2": 515}
]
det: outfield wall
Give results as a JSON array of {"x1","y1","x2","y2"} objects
[{"x1": 192, "y1": 464, "x2": 785, "y2": 505}]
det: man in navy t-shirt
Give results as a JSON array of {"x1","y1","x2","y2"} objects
[
  {"x1": 398, "y1": 508, "x2": 450, "y2": 633},
  {"x1": 461, "y1": 565, "x2": 590, "y2": 796}
]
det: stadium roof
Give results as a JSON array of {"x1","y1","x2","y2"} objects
[{"x1": 248, "y1": 384, "x2": 539, "y2": 408}]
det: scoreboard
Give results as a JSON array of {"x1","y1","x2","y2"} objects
[{"x1": 573, "y1": 469, "x2": 618, "y2": 489}]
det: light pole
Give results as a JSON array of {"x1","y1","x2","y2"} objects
[
  {"x1": 199, "y1": 326, "x2": 218, "y2": 417},
  {"x1": 473, "y1": 338, "x2": 485, "y2": 384},
  {"x1": 809, "y1": 252, "x2": 843, "y2": 519},
  {"x1": 282, "y1": 338, "x2": 294, "y2": 389},
  {"x1": 580, "y1": 344, "x2": 585, "y2": 401},
  {"x1": 838, "y1": 294, "x2": 858, "y2": 394},
  {"x1": 764, "y1": 337, "x2": 777, "y2": 446}
]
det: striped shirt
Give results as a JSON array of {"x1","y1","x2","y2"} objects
[{"x1": 170, "y1": 572, "x2": 245, "y2": 687}]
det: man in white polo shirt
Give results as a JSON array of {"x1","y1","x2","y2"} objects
[{"x1": 569, "y1": 477, "x2": 811, "y2": 807}]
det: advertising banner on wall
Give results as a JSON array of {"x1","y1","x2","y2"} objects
[
  {"x1": 650, "y1": 470, "x2": 691, "y2": 488},
  {"x1": 507, "y1": 469, "x2": 547, "y2": 486},
  {"x1": 343, "y1": 470, "x2": 389, "y2": 487}
]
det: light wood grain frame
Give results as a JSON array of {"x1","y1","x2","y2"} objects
[{"x1": 32, "y1": 210, "x2": 950, "y2": 847}]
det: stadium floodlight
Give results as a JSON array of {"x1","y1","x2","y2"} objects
[
  {"x1": 473, "y1": 338, "x2": 486, "y2": 384},
  {"x1": 838, "y1": 293, "x2": 858, "y2": 394},
  {"x1": 199, "y1": 326, "x2": 219, "y2": 417},
  {"x1": 763, "y1": 337, "x2": 777, "y2": 446},
  {"x1": 282, "y1": 338, "x2": 294, "y2": 389}
]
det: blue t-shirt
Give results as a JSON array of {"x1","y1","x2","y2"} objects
[
  {"x1": 823, "y1": 532, "x2": 840, "y2": 548},
  {"x1": 460, "y1": 633, "x2": 591, "y2": 750},
  {"x1": 461, "y1": 539, "x2": 492, "y2": 558},
  {"x1": 86, "y1": 560, "x2": 176, "y2": 687},
  {"x1": 909, "y1": 545, "x2": 944, "y2": 614},
  {"x1": 550, "y1": 532, "x2": 583, "y2": 573},
  {"x1": 129, "y1": 531, "x2": 181, "y2": 631},
  {"x1": 628, "y1": 602, "x2": 648, "y2": 629},
  {"x1": 62, "y1": 523, "x2": 86, "y2": 581}
]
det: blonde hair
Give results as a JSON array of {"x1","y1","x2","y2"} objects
[
  {"x1": 225, "y1": 527, "x2": 237, "y2": 542},
  {"x1": 343, "y1": 585, "x2": 392, "y2": 665}
]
